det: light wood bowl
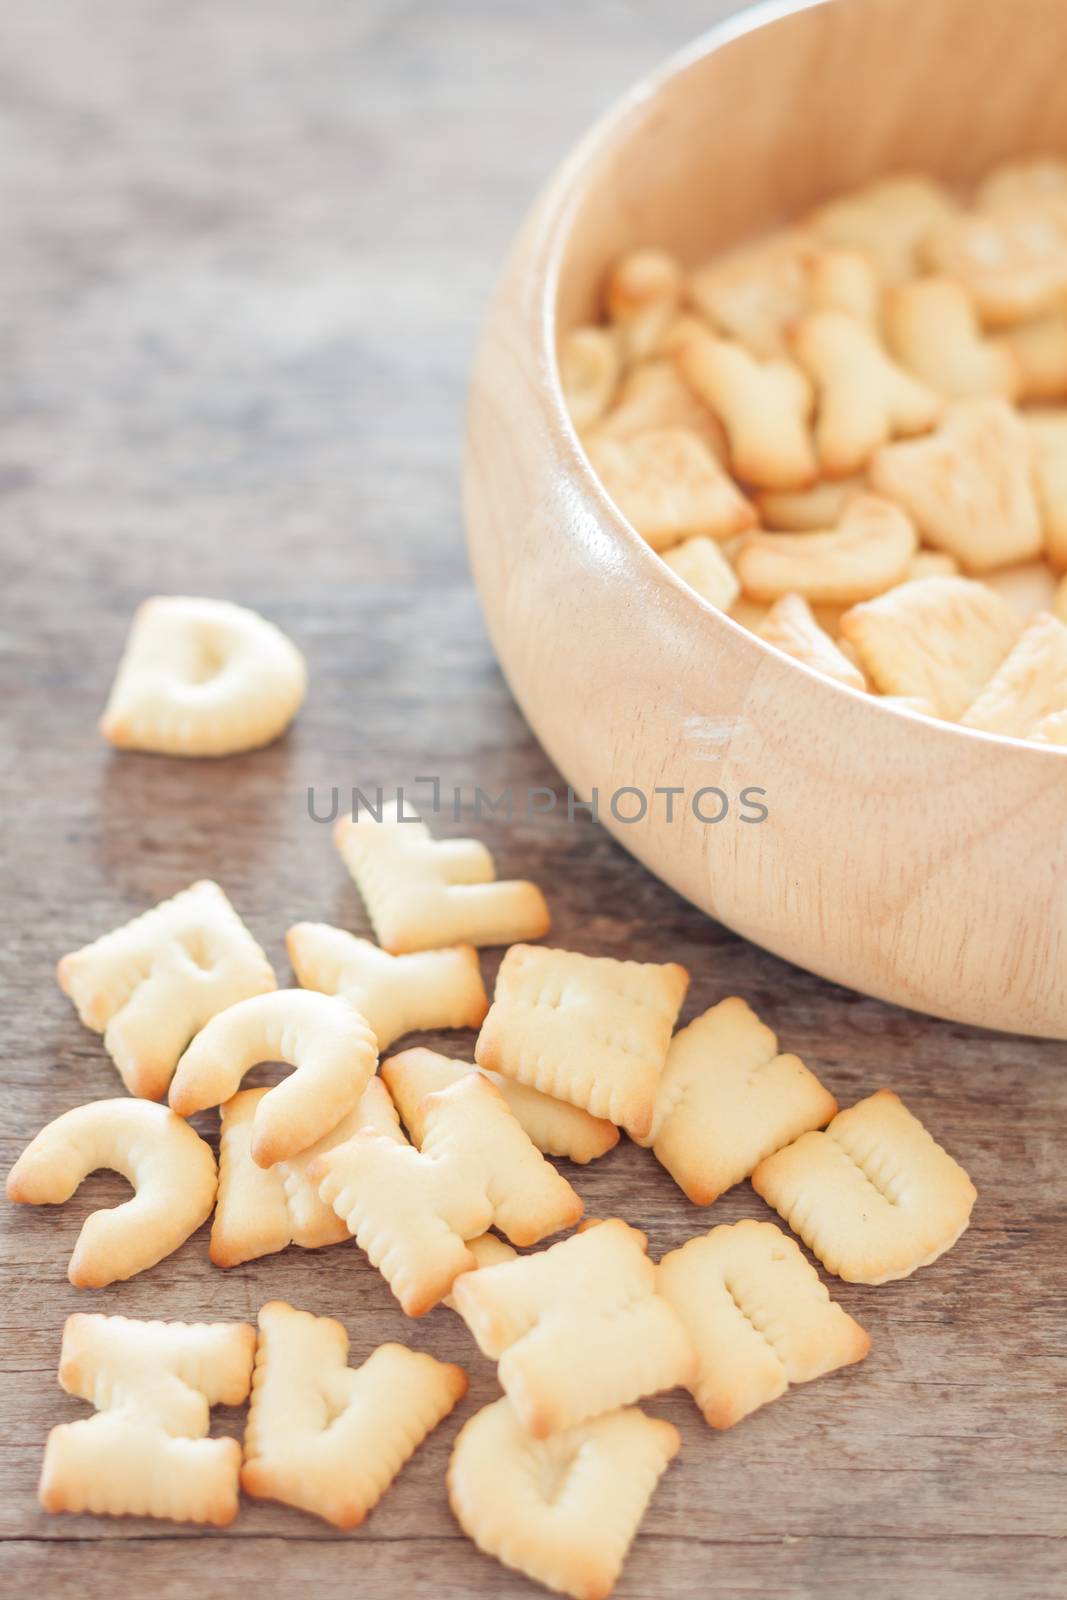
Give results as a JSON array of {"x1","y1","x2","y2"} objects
[{"x1": 465, "y1": 0, "x2": 1067, "y2": 1039}]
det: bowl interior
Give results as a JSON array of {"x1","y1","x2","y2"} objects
[{"x1": 553, "y1": 0, "x2": 1067, "y2": 329}]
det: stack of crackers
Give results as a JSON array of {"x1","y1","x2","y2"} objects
[
  {"x1": 564, "y1": 156, "x2": 1067, "y2": 747},
  {"x1": 8, "y1": 777, "x2": 977, "y2": 1599}
]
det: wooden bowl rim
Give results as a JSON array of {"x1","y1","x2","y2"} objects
[{"x1": 528, "y1": 0, "x2": 1066, "y2": 764}]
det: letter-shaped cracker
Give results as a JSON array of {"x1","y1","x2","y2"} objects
[
  {"x1": 286, "y1": 920, "x2": 487, "y2": 1050},
  {"x1": 169, "y1": 989, "x2": 378, "y2": 1167},
  {"x1": 677, "y1": 332, "x2": 817, "y2": 489},
  {"x1": 241, "y1": 1301, "x2": 466, "y2": 1527},
  {"x1": 658, "y1": 1219, "x2": 869, "y2": 1429},
  {"x1": 1003, "y1": 313, "x2": 1067, "y2": 403},
  {"x1": 757, "y1": 593, "x2": 867, "y2": 689},
  {"x1": 922, "y1": 200, "x2": 1067, "y2": 325},
  {"x1": 39, "y1": 1312, "x2": 254, "y2": 1523},
  {"x1": 589, "y1": 358, "x2": 728, "y2": 459},
  {"x1": 1026, "y1": 408, "x2": 1067, "y2": 568},
  {"x1": 869, "y1": 397, "x2": 1043, "y2": 572},
  {"x1": 755, "y1": 475, "x2": 864, "y2": 532},
  {"x1": 475, "y1": 944, "x2": 688, "y2": 1141},
  {"x1": 448, "y1": 1397, "x2": 680, "y2": 1600},
  {"x1": 443, "y1": 1232, "x2": 519, "y2": 1311},
  {"x1": 978, "y1": 157, "x2": 1067, "y2": 212},
  {"x1": 660, "y1": 535, "x2": 740, "y2": 611},
  {"x1": 688, "y1": 228, "x2": 811, "y2": 357},
  {"x1": 101, "y1": 595, "x2": 307, "y2": 756},
  {"x1": 451, "y1": 1219, "x2": 695, "y2": 1436},
  {"x1": 382, "y1": 1047, "x2": 619, "y2": 1164},
  {"x1": 839, "y1": 576, "x2": 1022, "y2": 719},
  {"x1": 808, "y1": 172, "x2": 959, "y2": 283},
  {"x1": 313, "y1": 1073, "x2": 584, "y2": 1316},
  {"x1": 791, "y1": 310, "x2": 941, "y2": 477},
  {"x1": 752, "y1": 1089, "x2": 977, "y2": 1283},
  {"x1": 334, "y1": 798, "x2": 550, "y2": 953},
  {"x1": 585, "y1": 426, "x2": 756, "y2": 548},
  {"x1": 736, "y1": 494, "x2": 916, "y2": 605},
  {"x1": 559, "y1": 326, "x2": 621, "y2": 432},
  {"x1": 885, "y1": 277, "x2": 1019, "y2": 399},
  {"x1": 605, "y1": 249, "x2": 683, "y2": 366},
  {"x1": 638, "y1": 998, "x2": 838, "y2": 1204},
  {"x1": 7, "y1": 1099, "x2": 216, "y2": 1287},
  {"x1": 210, "y1": 1078, "x2": 402, "y2": 1268},
  {"x1": 960, "y1": 612, "x2": 1067, "y2": 740},
  {"x1": 57, "y1": 879, "x2": 276, "y2": 1100}
]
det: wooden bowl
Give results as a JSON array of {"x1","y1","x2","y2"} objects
[{"x1": 465, "y1": 0, "x2": 1067, "y2": 1039}]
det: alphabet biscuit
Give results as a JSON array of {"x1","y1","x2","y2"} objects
[
  {"x1": 757, "y1": 593, "x2": 867, "y2": 689},
  {"x1": 751, "y1": 1089, "x2": 977, "y2": 1283},
  {"x1": 451, "y1": 1218, "x2": 695, "y2": 1437},
  {"x1": 677, "y1": 331, "x2": 817, "y2": 490},
  {"x1": 638, "y1": 998, "x2": 838, "y2": 1204},
  {"x1": 585, "y1": 426, "x2": 756, "y2": 548},
  {"x1": 658, "y1": 1219, "x2": 869, "y2": 1428},
  {"x1": 57, "y1": 879, "x2": 275, "y2": 1100},
  {"x1": 660, "y1": 535, "x2": 741, "y2": 611},
  {"x1": 839, "y1": 576, "x2": 1022, "y2": 719},
  {"x1": 736, "y1": 494, "x2": 916, "y2": 605},
  {"x1": 312, "y1": 1072, "x2": 583, "y2": 1316},
  {"x1": 169, "y1": 988, "x2": 378, "y2": 1167},
  {"x1": 334, "y1": 798, "x2": 550, "y2": 953},
  {"x1": 241, "y1": 1300, "x2": 466, "y2": 1527},
  {"x1": 39, "y1": 1312, "x2": 255, "y2": 1523},
  {"x1": 448, "y1": 1397, "x2": 680, "y2": 1600},
  {"x1": 101, "y1": 595, "x2": 306, "y2": 757},
  {"x1": 286, "y1": 920, "x2": 488, "y2": 1051},
  {"x1": 868, "y1": 397, "x2": 1043, "y2": 572},
  {"x1": 960, "y1": 611, "x2": 1067, "y2": 740},
  {"x1": 475, "y1": 944, "x2": 689, "y2": 1141},
  {"x1": 7, "y1": 1098, "x2": 216, "y2": 1287},
  {"x1": 210, "y1": 1078, "x2": 402, "y2": 1267}
]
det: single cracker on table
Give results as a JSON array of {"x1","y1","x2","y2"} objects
[
  {"x1": 312, "y1": 1071, "x2": 583, "y2": 1316},
  {"x1": 241, "y1": 1300, "x2": 466, "y2": 1528},
  {"x1": 100, "y1": 594, "x2": 307, "y2": 757},
  {"x1": 448, "y1": 1397, "x2": 680, "y2": 1600},
  {"x1": 658, "y1": 1218, "x2": 869, "y2": 1429},
  {"x1": 169, "y1": 988, "x2": 378, "y2": 1167},
  {"x1": 7, "y1": 1098, "x2": 216, "y2": 1287},
  {"x1": 56, "y1": 879, "x2": 276, "y2": 1100},
  {"x1": 286, "y1": 920, "x2": 487, "y2": 1050},
  {"x1": 790, "y1": 309, "x2": 942, "y2": 478},
  {"x1": 451, "y1": 1218, "x2": 695, "y2": 1437},
  {"x1": 334, "y1": 797, "x2": 550, "y2": 953},
  {"x1": 735, "y1": 493, "x2": 916, "y2": 605},
  {"x1": 39, "y1": 1312, "x2": 255, "y2": 1524},
  {"x1": 839, "y1": 575, "x2": 1022, "y2": 720},
  {"x1": 960, "y1": 611, "x2": 1067, "y2": 742},
  {"x1": 660, "y1": 535, "x2": 740, "y2": 611},
  {"x1": 210, "y1": 1078, "x2": 402, "y2": 1268},
  {"x1": 752, "y1": 1089, "x2": 977, "y2": 1284},
  {"x1": 637, "y1": 997, "x2": 838, "y2": 1205},
  {"x1": 382, "y1": 1046, "x2": 619, "y2": 1163},
  {"x1": 884, "y1": 276, "x2": 1019, "y2": 399},
  {"x1": 475, "y1": 944, "x2": 688, "y2": 1141},
  {"x1": 677, "y1": 331, "x2": 817, "y2": 490},
  {"x1": 585, "y1": 426, "x2": 755, "y2": 549},
  {"x1": 757, "y1": 593, "x2": 867, "y2": 689},
  {"x1": 868, "y1": 396, "x2": 1043, "y2": 572}
]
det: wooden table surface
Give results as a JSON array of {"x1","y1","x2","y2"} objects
[{"x1": 1, "y1": 2, "x2": 1064, "y2": 1596}]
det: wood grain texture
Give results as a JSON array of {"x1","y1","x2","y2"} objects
[
  {"x1": 0, "y1": 2, "x2": 1064, "y2": 1597},
  {"x1": 467, "y1": 0, "x2": 1067, "y2": 1042}
]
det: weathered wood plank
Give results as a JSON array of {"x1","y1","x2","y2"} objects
[{"x1": 0, "y1": 1, "x2": 1064, "y2": 1596}]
